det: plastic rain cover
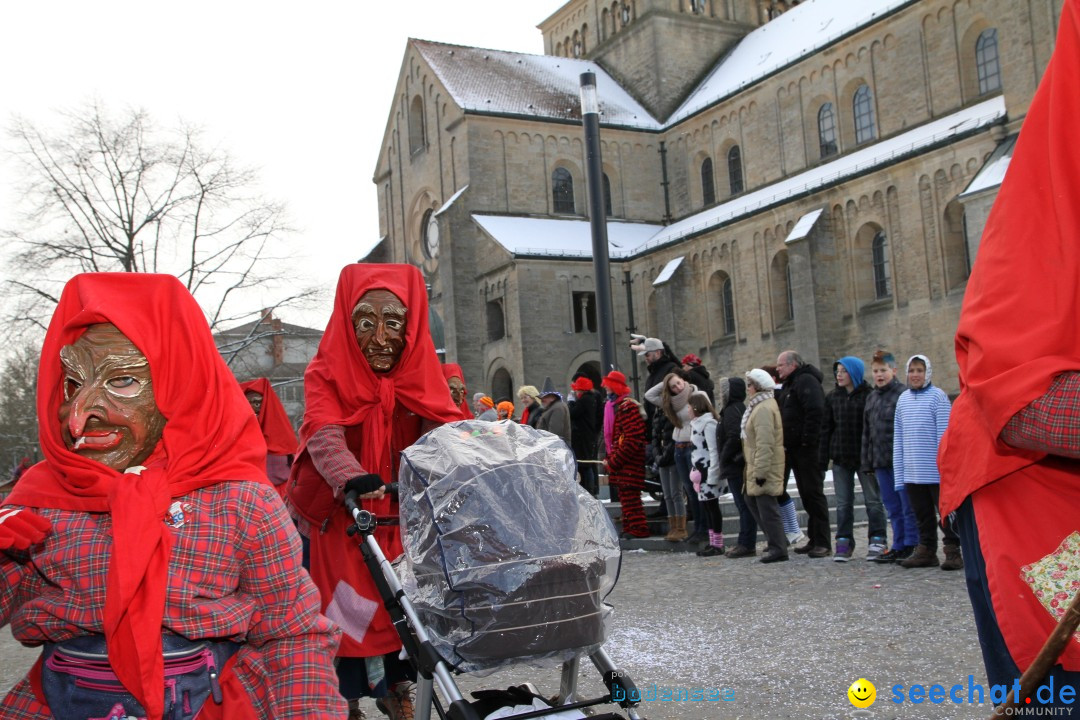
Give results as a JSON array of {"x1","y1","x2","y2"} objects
[{"x1": 397, "y1": 420, "x2": 621, "y2": 673}]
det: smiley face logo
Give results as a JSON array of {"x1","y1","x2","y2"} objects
[{"x1": 847, "y1": 678, "x2": 876, "y2": 708}]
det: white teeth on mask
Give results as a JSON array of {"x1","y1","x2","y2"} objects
[{"x1": 74, "y1": 436, "x2": 86, "y2": 450}]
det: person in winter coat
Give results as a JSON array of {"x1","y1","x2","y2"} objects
[
  {"x1": 496, "y1": 400, "x2": 515, "y2": 420},
  {"x1": 893, "y1": 354, "x2": 960, "y2": 570},
  {"x1": 688, "y1": 392, "x2": 724, "y2": 557},
  {"x1": 517, "y1": 385, "x2": 544, "y2": 428},
  {"x1": 862, "y1": 350, "x2": 918, "y2": 564},
  {"x1": 716, "y1": 377, "x2": 755, "y2": 558},
  {"x1": 776, "y1": 350, "x2": 832, "y2": 557},
  {"x1": 819, "y1": 356, "x2": 887, "y2": 561},
  {"x1": 601, "y1": 371, "x2": 650, "y2": 538},
  {"x1": 634, "y1": 336, "x2": 680, "y2": 432},
  {"x1": 651, "y1": 409, "x2": 679, "y2": 526},
  {"x1": 681, "y1": 354, "x2": 715, "y2": 404},
  {"x1": 537, "y1": 384, "x2": 572, "y2": 447},
  {"x1": 568, "y1": 377, "x2": 602, "y2": 496},
  {"x1": 741, "y1": 369, "x2": 788, "y2": 564},
  {"x1": 646, "y1": 373, "x2": 699, "y2": 542}
]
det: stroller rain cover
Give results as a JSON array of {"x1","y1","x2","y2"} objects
[{"x1": 397, "y1": 420, "x2": 621, "y2": 673}]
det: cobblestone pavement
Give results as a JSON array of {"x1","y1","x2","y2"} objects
[{"x1": 0, "y1": 548, "x2": 995, "y2": 719}]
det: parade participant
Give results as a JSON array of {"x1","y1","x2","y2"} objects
[
  {"x1": 601, "y1": 370, "x2": 650, "y2": 539},
  {"x1": 940, "y1": 2, "x2": 1080, "y2": 702},
  {"x1": 287, "y1": 263, "x2": 467, "y2": 720},
  {"x1": 442, "y1": 363, "x2": 470, "y2": 417},
  {"x1": 239, "y1": 377, "x2": 298, "y2": 498},
  {"x1": 0, "y1": 272, "x2": 344, "y2": 719}
]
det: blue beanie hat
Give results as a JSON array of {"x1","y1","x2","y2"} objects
[{"x1": 834, "y1": 356, "x2": 865, "y2": 387}]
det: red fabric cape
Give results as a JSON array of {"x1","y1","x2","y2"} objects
[
  {"x1": 287, "y1": 264, "x2": 468, "y2": 656},
  {"x1": 239, "y1": 378, "x2": 298, "y2": 455},
  {"x1": 441, "y1": 362, "x2": 470, "y2": 417},
  {"x1": 939, "y1": 0, "x2": 1080, "y2": 670},
  {"x1": 5, "y1": 273, "x2": 267, "y2": 720}
]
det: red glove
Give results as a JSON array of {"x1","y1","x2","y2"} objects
[{"x1": 0, "y1": 507, "x2": 51, "y2": 550}]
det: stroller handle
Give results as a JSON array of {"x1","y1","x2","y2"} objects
[{"x1": 344, "y1": 487, "x2": 401, "y2": 536}]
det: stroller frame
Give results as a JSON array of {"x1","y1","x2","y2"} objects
[{"x1": 345, "y1": 492, "x2": 646, "y2": 720}]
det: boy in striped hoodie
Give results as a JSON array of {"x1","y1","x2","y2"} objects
[{"x1": 893, "y1": 354, "x2": 962, "y2": 570}]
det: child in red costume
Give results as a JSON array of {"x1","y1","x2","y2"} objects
[{"x1": 239, "y1": 378, "x2": 298, "y2": 498}]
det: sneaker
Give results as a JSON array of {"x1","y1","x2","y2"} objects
[
  {"x1": 786, "y1": 530, "x2": 807, "y2": 546},
  {"x1": 865, "y1": 537, "x2": 887, "y2": 561},
  {"x1": 872, "y1": 548, "x2": 902, "y2": 564},
  {"x1": 696, "y1": 545, "x2": 725, "y2": 557},
  {"x1": 834, "y1": 538, "x2": 853, "y2": 562},
  {"x1": 376, "y1": 682, "x2": 415, "y2": 720}
]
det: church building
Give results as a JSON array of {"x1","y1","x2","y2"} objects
[{"x1": 366, "y1": 0, "x2": 1059, "y2": 399}]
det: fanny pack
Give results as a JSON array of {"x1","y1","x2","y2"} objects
[{"x1": 41, "y1": 634, "x2": 239, "y2": 720}]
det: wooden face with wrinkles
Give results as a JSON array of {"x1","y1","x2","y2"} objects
[
  {"x1": 58, "y1": 323, "x2": 166, "y2": 470},
  {"x1": 352, "y1": 289, "x2": 407, "y2": 373}
]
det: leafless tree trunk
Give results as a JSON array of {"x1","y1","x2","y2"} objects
[{"x1": 3, "y1": 100, "x2": 318, "y2": 334}]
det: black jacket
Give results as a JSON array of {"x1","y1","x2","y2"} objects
[
  {"x1": 778, "y1": 363, "x2": 825, "y2": 453},
  {"x1": 717, "y1": 377, "x2": 746, "y2": 482},
  {"x1": 861, "y1": 377, "x2": 905, "y2": 470},
  {"x1": 643, "y1": 355, "x2": 679, "y2": 428},
  {"x1": 652, "y1": 411, "x2": 676, "y2": 468},
  {"x1": 569, "y1": 389, "x2": 600, "y2": 459},
  {"x1": 819, "y1": 382, "x2": 870, "y2": 470},
  {"x1": 684, "y1": 365, "x2": 715, "y2": 405}
]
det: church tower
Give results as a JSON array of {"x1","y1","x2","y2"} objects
[{"x1": 540, "y1": 0, "x2": 797, "y2": 121}]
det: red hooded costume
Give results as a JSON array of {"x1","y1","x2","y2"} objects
[
  {"x1": 441, "y1": 363, "x2": 470, "y2": 417},
  {"x1": 939, "y1": 0, "x2": 1080, "y2": 672},
  {"x1": 288, "y1": 264, "x2": 467, "y2": 658},
  {"x1": 239, "y1": 378, "x2": 298, "y2": 497},
  {"x1": 3, "y1": 273, "x2": 344, "y2": 719}
]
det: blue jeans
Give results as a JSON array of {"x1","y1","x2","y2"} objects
[
  {"x1": 673, "y1": 445, "x2": 701, "y2": 531},
  {"x1": 727, "y1": 473, "x2": 757, "y2": 548},
  {"x1": 831, "y1": 463, "x2": 886, "y2": 546},
  {"x1": 875, "y1": 467, "x2": 918, "y2": 551},
  {"x1": 658, "y1": 463, "x2": 685, "y2": 516}
]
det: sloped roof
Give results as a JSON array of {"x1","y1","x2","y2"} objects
[
  {"x1": 471, "y1": 214, "x2": 663, "y2": 258},
  {"x1": 960, "y1": 134, "x2": 1017, "y2": 198},
  {"x1": 668, "y1": 0, "x2": 918, "y2": 123},
  {"x1": 412, "y1": 39, "x2": 661, "y2": 130}
]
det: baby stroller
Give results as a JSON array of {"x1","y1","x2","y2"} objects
[{"x1": 344, "y1": 420, "x2": 647, "y2": 720}]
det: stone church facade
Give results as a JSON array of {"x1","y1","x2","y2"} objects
[{"x1": 367, "y1": 0, "x2": 1060, "y2": 400}]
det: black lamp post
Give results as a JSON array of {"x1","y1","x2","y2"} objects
[{"x1": 579, "y1": 71, "x2": 618, "y2": 374}]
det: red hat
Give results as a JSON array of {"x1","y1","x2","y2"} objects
[
  {"x1": 601, "y1": 370, "x2": 630, "y2": 396},
  {"x1": 681, "y1": 353, "x2": 702, "y2": 367},
  {"x1": 570, "y1": 377, "x2": 594, "y2": 392}
]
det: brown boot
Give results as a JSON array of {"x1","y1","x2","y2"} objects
[
  {"x1": 941, "y1": 545, "x2": 964, "y2": 571},
  {"x1": 899, "y1": 544, "x2": 939, "y2": 568},
  {"x1": 665, "y1": 516, "x2": 688, "y2": 542},
  {"x1": 376, "y1": 681, "x2": 415, "y2": 720}
]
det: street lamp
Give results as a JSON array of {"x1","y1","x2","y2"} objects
[{"x1": 579, "y1": 71, "x2": 618, "y2": 375}]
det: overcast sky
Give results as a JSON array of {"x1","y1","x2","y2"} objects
[{"x1": 0, "y1": 0, "x2": 567, "y2": 330}]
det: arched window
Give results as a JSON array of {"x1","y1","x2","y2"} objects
[
  {"x1": 601, "y1": 8, "x2": 610, "y2": 41},
  {"x1": 701, "y1": 157, "x2": 715, "y2": 206},
  {"x1": 976, "y1": 29, "x2": 1002, "y2": 95},
  {"x1": 580, "y1": 25, "x2": 588, "y2": 55},
  {"x1": 727, "y1": 145, "x2": 744, "y2": 196},
  {"x1": 603, "y1": 173, "x2": 613, "y2": 216},
  {"x1": 408, "y1": 96, "x2": 425, "y2": 154},
  {"x1": 572, "y1": 31, "x2": 583, "y2": 58},
  {"x1": 872, "y1": 231, "x2": 891, "y2": 298},
  {"x1": 770, "y1": 251, "x2": 794, "y2": 326},
  {"x1": 552, "y1": 167, "x2": 575, "y2": 214},
  {"x1": 853, "y1": 85, "x2": 876, "y2": 145},
  {"x1": 721, "y1": 276, "x2": 736, "y2": 335},
  {"x1": 689, "y1": 0, "x2": 706, "y2": 13},
  {"x1": 486, "y1": 299, "x2": 505, "y2": 341},
  {"x1": 620, "y1": 2, "x2": 632, "y2": 26},
  {"x1": 818, "y1": 102, "x2": 838, "y2": 158}
]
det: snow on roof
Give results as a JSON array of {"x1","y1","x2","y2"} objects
[
  {"x1": 785, "y1": 208, "x2": 824, "y2": 244},
  {"x1": 960, "y1": 135, "x2": 1017, "y2": 198},
  {"x1": 412, "y1": 40, "x2": 661, "y2": 130},
  {"x1": 668, "y1": 0, "x2": 917, "y2": 124},
  {"x1": 434, "y1": 185, "x2": 469, "y2": 217},
  {"x1": 641, "y1": 95, "x2": 1006, "y2": 254},
  {"x1": 470, "y1": 215, "x2": 664, "y2": 259},
  {"x1": 652, "y1": 256, "x2": 684, "y2": 286}
]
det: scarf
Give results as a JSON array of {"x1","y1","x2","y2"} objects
[{"x1": 740, "y1": 389, "x2": 774, "y2": 439}]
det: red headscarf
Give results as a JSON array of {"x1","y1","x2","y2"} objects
[
  {"x1": 7, "y1": 273, "x2": 267, "y2": 720},
  {"x1": 239, "y1": 378, "x2": 298, "y2": 455},
  {"x1": 939, "y1": 0, "x2": 1080, "y2": 516},
  {"x1": 441, "y1": 363, "x2": 470, "y2": 416},
  {"x1": 289, "y1": 264, "x2": 468, "y2": 523}
]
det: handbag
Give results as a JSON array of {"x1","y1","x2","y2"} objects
[{"x1": 41, "y1": 634, "x2": 239, "y2": 720}]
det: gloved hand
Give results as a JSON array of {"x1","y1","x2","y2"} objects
[
  {"x1": 755, "y1": 477, "x2": 767, "y2": 487},
  {"x1": 344, "y1": 474, "x2": 384, "y2": 497},
  {"x1": 0, "y1": 507, "x2": 51, "y2": 550},
  {"x1": 689, "y1": 468, "x2": 702, "y2": 493}
]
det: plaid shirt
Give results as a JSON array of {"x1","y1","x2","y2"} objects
[
  {"x1": 0, "y1": 481, "x2": 346, "y2": 719},
  {"x1": 1001, "y1": 372, "x2": 1080, "y2": 458}
]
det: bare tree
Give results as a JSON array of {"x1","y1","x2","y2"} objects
[
  {"x1": 3, "y1": 100, "x2": 318, "y2": 333},
  {"x1": 0, "y1": 343, "x2": 41, "y2": 472}
]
